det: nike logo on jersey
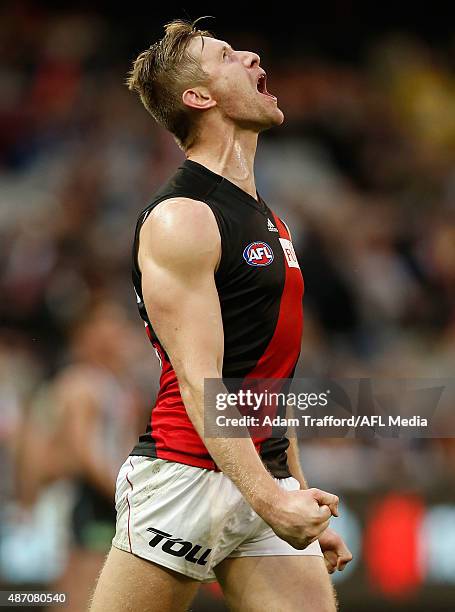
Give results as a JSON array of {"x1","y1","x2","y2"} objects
[{"x1": 267, "y1": 218, "x2": 278, "y2": 232}]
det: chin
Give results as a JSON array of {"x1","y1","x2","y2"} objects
[
  {"x1": 274, "y1": 107, "x2": 285, "y2": 125},
  {"x1": 261, "y1": 107, "x2": 285, "y2": 130}
]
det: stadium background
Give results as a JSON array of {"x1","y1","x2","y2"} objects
[{"x1": 1, "y1": 2, "x2": 454, "y2": 610}]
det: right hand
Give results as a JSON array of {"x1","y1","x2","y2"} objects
[{"x1": 265, "y1": 487, "x2": 339, "y2": 550}]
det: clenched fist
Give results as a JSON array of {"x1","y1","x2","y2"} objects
[{"x1": 265, "y1": 487, "x2": 339, "y2": 550}]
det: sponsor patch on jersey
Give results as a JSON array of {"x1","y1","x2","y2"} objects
[
  {"x1": 279, "y1": 238, "x2": 300, "y2": 269},
  {"x1": 243, "y1": 241, "x2": 274, "y2": 267}
]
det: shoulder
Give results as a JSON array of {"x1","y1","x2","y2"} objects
[{"x1": 138, "y1": 197, "x2": 221, "y2": 271}]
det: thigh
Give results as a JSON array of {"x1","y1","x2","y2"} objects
[
  {"x1": 214, "y1": 555, "x2": 337, "y2": 612},
  {"x1": 89, "y1": 546, "x2": 200, "y2": 612}
]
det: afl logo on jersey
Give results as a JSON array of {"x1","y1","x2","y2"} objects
[{"x1": 243, "y1": 242, "x2": 274, "y2": 267}]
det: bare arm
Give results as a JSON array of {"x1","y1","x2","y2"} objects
[
  {"x1": 138, "y1": 198, "x2": 281, "y2": 514},
  {"x1": 287, "y1": 435, "x2": 308, "y2": 490},
  {"x1": 285, "y1": 408, "x2": 353, "y2": 570},
  {"x1": 139, "y1": 197, "x2": 338, "y2": 548}
]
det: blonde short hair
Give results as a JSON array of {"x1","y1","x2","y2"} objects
[{"x1": 127, "y1": 18, "x2": 214, "y2": 149}]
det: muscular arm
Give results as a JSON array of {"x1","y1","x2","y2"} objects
[
  {"x1": 139, "y1": 198, "x2": 281, "y2": 516},
  {"x1": 285, "y1": 402, "x2": 309, "y2": 489},
  {"x1": 285, "y1": 409, "x2": 353, "y2": 571},
  {"x1": 138, "y1": 197, "x2": 338, "y2": 548}
]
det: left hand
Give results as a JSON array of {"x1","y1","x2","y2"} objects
[{"x1": 318, "y1": 527, "x2": 353, "y2": 574}]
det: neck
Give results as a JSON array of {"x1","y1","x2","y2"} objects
[{"x1": 186, "y1": 120, "x2": 259, "y2": 201}]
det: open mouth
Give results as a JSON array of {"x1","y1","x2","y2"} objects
[{"x1": 256, "y1": 73, "x2": 277, "y2": 101}]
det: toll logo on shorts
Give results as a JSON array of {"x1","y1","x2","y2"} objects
[
  {"x1": 147, "y1": 527, "x2": 211, "y2": 566},
  {"x1": 243, "y1": 242, "x2": 274, "y2": 267}
]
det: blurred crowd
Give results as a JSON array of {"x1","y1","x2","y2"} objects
[{"x1": 0, "y1": 3, "x2": 454, "y2": 605}]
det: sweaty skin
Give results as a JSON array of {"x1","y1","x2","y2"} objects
[{"x1": 182, "y1": 35, "x2": 283, "y2": 200}]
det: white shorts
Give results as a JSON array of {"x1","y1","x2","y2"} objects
[{"x1": 112, "y1": 455, "x2": 322, "y2": 583}]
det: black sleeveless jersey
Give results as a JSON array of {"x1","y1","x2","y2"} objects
[{"x1": 130, "y1": 159, "x2": 304, "y2": 478}]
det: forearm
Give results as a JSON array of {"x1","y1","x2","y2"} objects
[
  {"x1": 287, "y1": 435, "x2": 309, "y2": 490},
  {"x1": 285, "y1": 403, "x2": 309, "y2": 489},
  {"x1": 180, "y1": 382, "x2": 282, "y2": 520},
  {"x1": 208, "y1": 436, "x2": 282, "y2": 517}
]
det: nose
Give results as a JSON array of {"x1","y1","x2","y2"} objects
[{"x1": 240, "y1": 50, "x2": 260, "y2": 68}]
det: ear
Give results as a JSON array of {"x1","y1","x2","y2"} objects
[{"x1": 182, "y1": 88, "x2": 217, "y2": 111}]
